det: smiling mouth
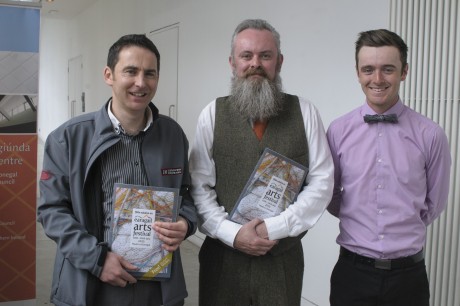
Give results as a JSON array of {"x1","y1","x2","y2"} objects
[
  {"x1": 369, "y1": 87, "x2": 388, "y2": 93},
  {"x1": 130, "y1": 92, "x2": 147, "y2": 97}
]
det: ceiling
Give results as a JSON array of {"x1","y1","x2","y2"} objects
[
  {"x1": 0, "y1": 0, "x2": 97, "y2": 19},
  {"x1": 41, "y1": 0, "x2": 97, "y2": 19}
]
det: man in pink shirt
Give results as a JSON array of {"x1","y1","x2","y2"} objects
[{"x1": 327, "y1": 29, "x2": 451, "y2": 306}]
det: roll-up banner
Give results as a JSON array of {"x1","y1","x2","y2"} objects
[{"x1": 0, "y1": 4, "x2": 40, "y2": 304}]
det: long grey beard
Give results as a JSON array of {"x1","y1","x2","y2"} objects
[{"x1": 229, "y1": 74, "x2": 284, "y2": 121}]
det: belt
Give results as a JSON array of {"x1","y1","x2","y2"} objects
[{"x1": 340, "y1": 247, "x2": 424, "y2": 270}]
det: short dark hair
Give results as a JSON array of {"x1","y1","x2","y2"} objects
[
  {"x1": 355, "y1": 29, "x2": 408, "y2": 71},
  {"x1": 107, "y1": 34, "x2": 160, "y2": 72},
  {"x1": 230, "y1": 19, "x2": 281, "y2": 59}
]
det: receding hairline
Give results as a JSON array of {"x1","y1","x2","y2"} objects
[{"x1": 230, "y1": 19, "x2": 281, "y2": 58}]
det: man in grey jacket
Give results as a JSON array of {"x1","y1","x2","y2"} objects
[{"x1": 38, "y1": 34, "x2": 196, "y2": 306}]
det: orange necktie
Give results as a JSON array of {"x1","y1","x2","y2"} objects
[{"x1": 253, "y1": 120, "x2": 268, "y2": 140}]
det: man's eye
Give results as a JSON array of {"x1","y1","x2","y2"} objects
[
  {"x1": 362, "y1": 68, "x2": 373, "y2": 74},
  {"x1": 145, "y1": 72, "x2": 157, "y2": 79},
  {"x1": 383, "y1": 67, "x2": 395, "y2": 73}
]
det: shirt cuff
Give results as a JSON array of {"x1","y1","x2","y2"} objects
[
  {"x1": 264, "y1": 216, "x2": 289, "y2": 240},
  {"x1": 216, "y1": 219, "x2": 242, "y2": 247}
]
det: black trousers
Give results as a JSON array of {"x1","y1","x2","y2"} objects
[{"x1": 330, "y1": 255, "x2": 429, "y2": 306}]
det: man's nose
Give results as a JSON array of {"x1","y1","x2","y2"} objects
[
  {"x1": 250, "y1": 56, "x2": 262, "y2": 68},
  {"x1": 373, "y1": 70, "x2": 384, "y2": 83},
  {"x1": 135, "y1": 73, "x2": 146, "y2": 86}
]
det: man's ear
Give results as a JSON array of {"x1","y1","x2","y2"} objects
[
  {"x1": 103, "y1": 66, "x2": 113, "y2": 86},
  {"x1": 229, "y1": 55, "x2": 235, "y2": 70},
  {"x1": 276, "y1": 53, "x2": 284, "y2": 72},
  {"x1": 401, "y1": 63, "x2": 409, "y2": 81}
]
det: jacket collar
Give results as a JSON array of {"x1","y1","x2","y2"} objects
[
  {"x1": 84, "y1": 98, "x2": 160, "y2": 181},
  {"x1": 106, "y1": 99, "x2": 154, "y2": 135}
]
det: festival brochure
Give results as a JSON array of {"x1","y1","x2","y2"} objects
[
  {"x1": 110, "y1": 183, "x2": 180, "y2": 280},
  {"x1": 228, "y1": 148, "x2": 308, "y2": 224}
]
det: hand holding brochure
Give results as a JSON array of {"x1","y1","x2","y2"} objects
[
  {"x1": 110, "y1": 183, "x2": 179, "y2": 280},
  {"x1": 229, "y1": 148, "x2": 308, "y2": 224}
]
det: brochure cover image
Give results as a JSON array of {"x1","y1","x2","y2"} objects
[
  {"x1": 110, "y1": 183, "x2": 179, "y2": 280},
  {"x1": 229, "y1": 148, "x2": 308, "y2": 224}
]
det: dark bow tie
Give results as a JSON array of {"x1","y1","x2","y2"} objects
[{"x1": 363, "y1": 114, "x2": 398, "y2": 124}]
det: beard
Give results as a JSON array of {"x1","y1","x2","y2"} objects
[{"x1": 229, "y1": 68, "x2": 284, "y2": 121}]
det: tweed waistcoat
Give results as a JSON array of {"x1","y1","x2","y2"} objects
[{"x1": 214, "y1": 93, "x2": 309, "y2": 255}]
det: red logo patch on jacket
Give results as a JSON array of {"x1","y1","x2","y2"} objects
[
  {"x1": 161, "y1": 168, "x2": 183, "y2": 176},
  {"x1": 40, "y1": 170, "x2": 53, "y2": 180}
]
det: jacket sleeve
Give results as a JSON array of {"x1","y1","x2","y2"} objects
[
  {"x1": 178, "y1": 132, "x2": 198, "y2": 238},
  {"x1": 37, "y1": 131, "x2": 107, "y2": 278}
]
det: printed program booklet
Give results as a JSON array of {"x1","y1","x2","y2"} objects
[
  {"x1": 110, "y1": 183, "x2": 179, "y2": 280},
  {"x1": 228, "y1": 148, "x2": 308, "y2": 224}
]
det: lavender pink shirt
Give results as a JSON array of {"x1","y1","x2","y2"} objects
[{"x1": 327, "y1": 100, "x2": 451, "y2": 259}]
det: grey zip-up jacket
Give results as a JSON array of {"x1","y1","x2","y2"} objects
[{"x1": 37, "y1": 100, "x2": 197, "y2": 306}]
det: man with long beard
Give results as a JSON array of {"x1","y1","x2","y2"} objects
[{"x1": 189, "y1": 19, "x2": 334, "y2": 306}]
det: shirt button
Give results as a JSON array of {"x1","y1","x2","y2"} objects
[
  {"x1": 378, "y1": 133, "x2": 383, "y2": 137},
  {"x1": 377, "y1": 158, "x2": 382, "y2": 163},
  {"x1": 377, "y1": 184, "x2": 383, "y2": 189},
  {"x1": 134, "y1": 161, "x2": 139, "y2": 166},
  {"x1": 378, "y1": 209, "x2": 383, "y2": 214},
  {"x1": 379, "y1": 235, "x2": 384, "y2": 240}
]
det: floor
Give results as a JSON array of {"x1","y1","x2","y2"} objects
[{"x1": 36, "y1": 223, "x2": 200, "y2": 306}]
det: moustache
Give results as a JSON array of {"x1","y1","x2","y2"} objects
[{"x1": 244, "y1": 67, "x2": 268, "y2": 79}]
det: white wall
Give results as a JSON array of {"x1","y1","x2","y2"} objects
[
  {"x1": 38, "y1": 18, "x2": 70, "y2": 139},
  {"x1": 38, "y1": 0, "x2": 147, "y2": 140},
  {"x1": 38, "y1": 1, "x2": 389, "y2": 305}
]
